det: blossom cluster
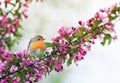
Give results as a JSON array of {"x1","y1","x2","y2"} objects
[
  {"x1": 47, "y1": 3, "x2": 119, "y2": 71},
  {"x1": 0, "y1": 0, "x2": 29, "y2": 51},
  {"x1": 0, "y1": 1, "x2": 120, "y2": 83}
]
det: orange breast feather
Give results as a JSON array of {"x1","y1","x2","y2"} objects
[{"x1": 32, "y1": 40, "x2": 45, "y2": 50}]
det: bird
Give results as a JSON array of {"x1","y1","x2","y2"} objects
[{"x1": 27, "y1": 35, "x2": 46, "y2": 56}]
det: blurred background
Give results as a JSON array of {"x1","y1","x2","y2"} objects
[{"x1": 13, "y1": 0, "x2": 120, "y2": 83}]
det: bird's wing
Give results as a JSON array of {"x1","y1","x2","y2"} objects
[{"x1": 27, "y1": 38, "x2": 33, "y2": 50}]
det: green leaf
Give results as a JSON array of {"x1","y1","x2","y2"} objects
[
  {"x1": 52, "y1": 42, "x2": 58, "y2": 47},
  {"x1": 85, "y1": 34, "x2": 92, "y2": 41},
  {"x1": 71, "y1": 48, "x2": 78, "y2": 53},
  {"x1": 66, "y1": 36, "x2": 72, "y2": 43},
  {"x1": 54, "y1": 54, "x2": 59, "y2": 58},
  {"x1": 109, "y1": 15, "x2": 118, "y2": 21},
  {"x1": 5, "y1": 3, "x2": 8, "y2": 8},
  {"x1": 45, "y1": 42, "x2": 52, "y2": 47},
  {"x1": 73, "y1": 40, "x2": 79, "y2": 46},
  {"x1": 101, "y1": 34, "x2": 112, "y2": 46},
  {"x1": 67, "y1": 57, "x2": 72, "y2": 66},
  {"x1": 94, "y1": 28, "x2": 101, "y2": 34},
  {"x1": 93, "y1": 20, "x2": 102, "y2": 27},
  {"x1": 74, "y1": 28, "x2": 86, "y2": 37},
  {"x1": 9, "y1": 3, "x2": 15, "y2": 6},
  {"x1": 79, "y1": 27, "x2": 86, "y2": 32},
  {"x1": 116, "y1": 7, "x2": 120, "y2": 12},
  {"x1": 50, "y1": 60, "x2": 55, "y2": 71},
  {"x1": 101, "y1": 25, "x2": 109, "y2": 31}
]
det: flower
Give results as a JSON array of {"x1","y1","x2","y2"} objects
[
  {"x1": 29, "y1": 77, "x2": 35, "y2": 81},
  {"x1": 0, "y1": 61, "x2": 7, "y2": 72},
  {"x1": 1, "y1": 52, "x2": 13, "y2": 62},
  {"x1": 22, "y1": 9, "x2": 28, "y2": 19},
  {"x1": 15, "y1": 50, "x2": 30, "y2": 58},
  {"x1": 58, "y1": 38, "x2": 69, "y2": 52},
  {"x1": 73, "y1": 53, "x2": 83, "y2": 62},
  {"x1": 0, "y1": 15, "x2": 8, "y2": 28},
  {"x1": 58, "y1": 26, "x2": 69, "y2": 37},
  {"x1": 113, "y1": 35, "x2": 117, "y2": 40},
  {"x1": 10, "y1": 65, "x2": 18, "y2": 73},
  {"x1": 19, "y1": 58, "x2": 30, "y2": 68},
  {"x1": 5, "y1": 0, "x2": 11, "y2": 3},
  {"x1": 54, "y1": 59, "x2": 63, "y2": 72},
  {"x1": 13, "y1": 77, "x2": 20, "y2": 83},
  {"x1": 78, "y1": 48, "x2": 86, "y2": 56},
  {"x1": 13, "y1": 17, "x2": 19, "y2": 28}
]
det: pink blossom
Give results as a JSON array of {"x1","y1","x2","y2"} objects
[
  {"x1": 5, "y1": 0, "x2": 11, "y2": 3},
  {"x1": 13, "y1": 17, "x2": 19, "y2": 28},
  {"x1": 0, "y1": 47, "x2": 5, "y2": 53},
  {"x1": 113, "y1": 35, "x2": 117, "y2": 40},
  {"x1": 25, "y1": 74, "x2": 30, "y2": 79},
  {"x1": 15, "y1": 50, "x2": 30, "y2": 58},
  {"x1": 1, "y1": 52, "x2": 13, "y2": 62},
  {"x1": 0, "y1": 15, "x2": 8, "y2": 28},
  {"x1": 78, "y1": 20, "x2": 85, "y2": 27},
  {"x1": 52, "y1": 36, "x2": 60, "y2": 42},
  {"x1": 91, "y1": 34, "x2": 97, "y2": 39},
  {"x1": 22, "y1": 9, "x2": 28, "y2": 19},
  {"x1": 87, "y1": 18, "x2": 94, "y2": 27},
  {"x1": 8, "y1": 25, "x2": 16, "y2": 34},
  {"x1": 78, "y1": 48, "x2": 86, "y2": 56},
  {"x1": 13, "y1": 77, "x2": 20, "y2": 83},
  {"x1": 0, "y1": 61, "x2": 7, "y2": 72},
  {"x1": 58, "y1": 38, "x2": 69, "y2": 52},
  {"x1": 20, "y1": 58, "x2": 30, "y2": 67},
  {"x1": 0, "y1": 80, "x2": 8, "y2": 83},
  {"x1": 10, "y1": 65, "x2": 18, "y2": 73},
  {"x1": 58, "y1": 26, "x2": 69, "y2": 37},
  {"x1": 71, "y1": 27, "x2": 79, "y2": 35},
  {"x1": 86, "y1": 45, "x2": 91, "y2": 51},
  {"x1": 81, "y1": 37, "x2": 86, "y2": 42},
  {"x1": 73, "y1": 53, "x2": 83, "y2": 62},
  {"x1": 105, "y1": 22, "x2": 115, "y2": 32},
  {"x1": 29, "y1": 77, "x2": 35, "y2": 81},
  {"x1": 24, "y1": 2, "x2": 29, "y2": 7},
  {"x1": 54, "y1": 59, "x2": 63, "y2": 72},
  {"x1": 36, "y1": 73, "x2": 42, "y2": 81},
  {"x1": 23, "y1": 50, "x2": 30, "y2": 56},
  {"x1": 25, "y1": 81, "x2": 30, "y2": 83}
]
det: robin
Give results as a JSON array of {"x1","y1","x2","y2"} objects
[{"x1": 27, "y1": 35, "x2": 46, "y2": 55}]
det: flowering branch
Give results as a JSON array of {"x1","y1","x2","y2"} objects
[{"x1": 0, "y1": 0, "x2": 120, "y2": 83}]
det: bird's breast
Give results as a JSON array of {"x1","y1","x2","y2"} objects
[{"x1": 32, "y1": 40, "x2": 45, "y2": 50}]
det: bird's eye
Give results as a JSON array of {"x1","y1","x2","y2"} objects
[{"x1": 38, "y1": 38, "x2": 41, "y2": 40}]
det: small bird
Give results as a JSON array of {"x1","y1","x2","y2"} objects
[{"x1": 27, "y1": 35, "x2": 46, "y2": 55}]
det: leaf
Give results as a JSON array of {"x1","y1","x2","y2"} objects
[
  {"x1": 101, "y1": 34, "x2": 112, "y2": 46},
  {"x1": 79, "y1": 27, "x2": 86, "y2": 32},
  {"x1": 67, "y1": 57, "x2": 72, "y2": 66},
  {"x1": 54, "y1": 54, "x2": 59, "y2": 58},
  {"x1": 50, "y1": 60, "x2": 55, "y2": 71},
  {"x1": 74, "y1": 28, "x2": 86, "y2": 37},
  {"x1": 45, "y1": 42, "x2": 52, "y2": 47},
  {"x1": 109, "y1": 15, "x2": 118, "y2": 21},
  {"x1": 85, "y1": 34, "x2": 92, "y2": 41},
  {"x1": 66, "y1": 36, "x2": 72, "y2": 43},
  {"x1": 52, "y1": 42, "x2": 58, "y2": 47},
  {"x1": 5, "y1": 3, "x2": 7, "y2": 8},
  {"x1": 116, "y1": 7, "x2": 120, "y2": 12},
  {"x1": 94, "y1": 28, "x2": 101, "y2": 34},
  {"x1": 71, "y1": 48, "x2": 78, "y2": 53},
  {"x1": 93, "y1": 20, "x2": 102, "y2": 27}
]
